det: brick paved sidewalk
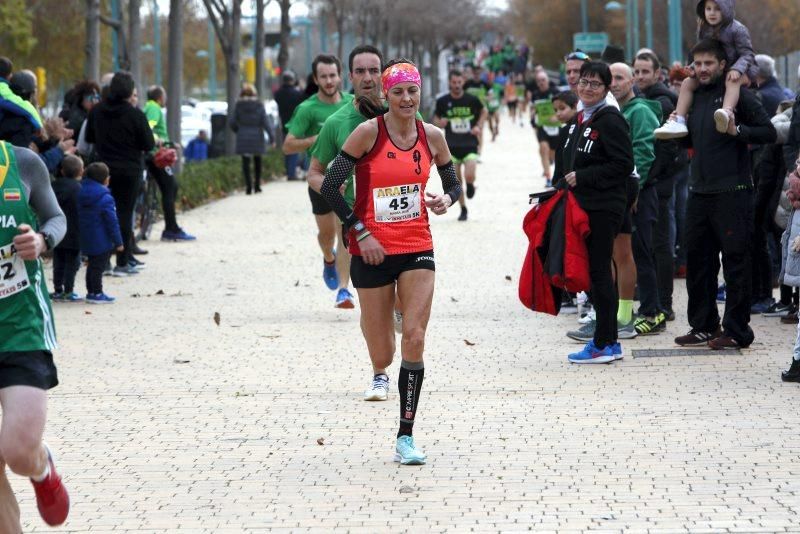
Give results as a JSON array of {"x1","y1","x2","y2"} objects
[{"x1": 14, "y1": 114, "x2": 800, "y2": 532}]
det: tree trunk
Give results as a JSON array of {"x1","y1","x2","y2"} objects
[
  {"x1": 128, "y1": 0, "x2": 143, "y2": 99},
  {"x1": 225, "y1": 1, "x2": 242, "y2": 156},
  {"x1": 277, "y1": 0, "x2": 291, "y2": 73},
  {"x1": 85, "y1": 0, "x2": 101, "y2": 81},
  {"x1": 167, "y1": 0, "x2": 183, "y2": 165},
  {"x1": 255, "y1": 0, "x2": 266, "y2": 97},
  {"x1": 335, "y1": 13, "x2": 344, "y2": 63}
]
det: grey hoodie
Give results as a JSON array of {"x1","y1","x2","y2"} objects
[{"x1": 696, "y1": 0, "x2": 757, "y2": 80}]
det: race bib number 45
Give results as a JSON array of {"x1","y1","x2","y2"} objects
[
  {"x1": 0, "y1": 242, "x2": 30, "y2": 300},
  {"x1": 373, "y1": 183, "x2": 422, "y2": 223}
]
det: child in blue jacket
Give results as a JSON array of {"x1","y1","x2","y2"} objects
[{"x1": 78, "y1": 162, "x2": 123, "y2": 304}]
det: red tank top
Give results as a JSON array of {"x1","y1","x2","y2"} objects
[{"x1": 350, "y1": 115, "x2": 434, "y2": 256}]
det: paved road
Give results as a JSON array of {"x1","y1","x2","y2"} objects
[{"x1": 15, "y1": 114, "x2": 800, "y2": 532}]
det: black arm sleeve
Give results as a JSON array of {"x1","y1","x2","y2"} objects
[
  {"x1": 437, "y1": 161, "x2": 462, "y2": 205},
  {"x1": 320, "y1": 151, "x2": 359, "y2": 227}
]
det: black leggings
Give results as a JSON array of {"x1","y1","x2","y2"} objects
[
  {"x1": 86, "y1": 251, "x2": 111, "y2": 295},
  {"x1": 242, "y1": 155, "x2": 262, "y2": 191},
  {"x1": 52, "y1": 248, "x2": 80, "y2": 293},
  {"x1": 108, "y1": 168, "x2": 141, "y2": 267},
  {"x1": 146, "y1": 160, "x2": 180, "y2": 233},
  {"x1": 586, "y1": 210, "x2": 622, "y2": 348}
]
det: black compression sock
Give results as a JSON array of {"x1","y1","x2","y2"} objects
[{"x1": 397, "y1": 360, "x2": 424, "y2": 438}]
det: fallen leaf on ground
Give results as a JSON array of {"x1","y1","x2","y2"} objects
[
  {"x1": 399, "y1": 485, "x2": 415, "y2": 494},
  {"x1": 464, "y1": 339, "x2": 476, "y2": 346},
  {"x1": 316, "y1": 438, "x2": 325, "y2": 445},
  {"x1": 131, "y1": 293, "x2": 141, "y2": 298},
  {"x1": 173, "y1": 359, "x2": 190, "y2": 364},
  {"x1": 505, "y1": 275, "x2": 512, "y2": 281},
  {"x1": 84, "y1": 311, "x2": 92, "y2": 315},
  {"x1": 213, "y1": 312, "x2": 221, "y2": 325},
  {"x1": 450, "y1": 297, "x2": 458, "y2": 302},
  {"x1": 155, "y1": 289, "x2": 165, "y2": 295}
]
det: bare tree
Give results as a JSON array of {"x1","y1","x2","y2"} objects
[
  {"x1": 203, "y1": 0, "x2": 245, "y2": 155},
  {"x1": 255, "y1": 0, "x2": 268, "y2": 97},
  {"x1": 167, "y1": 0, "x2": 183, "y2": 161},
  {"x1": 128, "y1": 0, "x2": 143, "y2": 97},
  {"x1": 277, "y1": 0, "x2": 291, "y2": 73},
  {"x1": 85, "y1": 0, "x2": 101, "y2": 81}
]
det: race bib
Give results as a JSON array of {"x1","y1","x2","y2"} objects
[
  {"x1": 0, "y1": 242, "x2": 30, "y2": 300},
  {"x1": 373, "y1": 183, "x2": 422, "y2": 223},
  {"x1": 544, "y1": 125, "x2": 560, "y2": 136},
  {"x1": 450, "y1": 117, "x2": 471, "y2": 134}
]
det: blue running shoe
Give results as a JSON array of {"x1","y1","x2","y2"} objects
[
  {"x1": 86, "y1": 293, "x2": 115, "y2": 304},
  {"x1": 62, "y1": 292, "x2": 84, "y2": 303},
  {"x1": 161, "y1": 228, "x2": 196, "y2": 241},
  {"x1": 335, "y1": 288, "x2": 355, "y2": 309},
  {"x1": 716, "y1": 284, "x2": 726, "y2": 303},
  {"x1": 394, "y1": 435, "x2": 426, "y2": 465},
  {"x1": 568, "y1": 341, "x2": 615, "y2": 364},
  {"x1": 323, "y1": 255, "x2": 338, "y2": 290},
  {"x1": 610, "y1": 342, "x2": 623, "y2": 360}
]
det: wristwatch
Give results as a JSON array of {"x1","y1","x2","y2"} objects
[
  {"x1": 39, "y1": 231, "x2": 55, "y2": 251},
  {"x1": 352, "y1": 221, "x2": 366, "y2": 234}
]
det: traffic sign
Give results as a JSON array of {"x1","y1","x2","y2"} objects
[{"x1": 573, "y1": 32, "x2": 609, "y2": 53}]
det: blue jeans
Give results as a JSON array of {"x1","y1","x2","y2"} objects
[{"x1": 285, "y1": 153, "x2": 299, "y2": 179}]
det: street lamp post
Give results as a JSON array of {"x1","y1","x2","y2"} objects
[
  {"x1": 152, "y1": 0, "x2": 162, "y2": 86},
  {"x1": 668, "y1": 0, "x2": 683, "y2": 64},
  {"x1": 581, "y1": 0, "x2": 588, "y2": 33},
  {"x1": 645, "y1": 0, "x2": 652, "y2": 50},
  {"x1": 208, "y1": 19, "x2": 217, "y2": 99}
]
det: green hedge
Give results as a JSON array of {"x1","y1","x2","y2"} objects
[{"x1": 177, "y1": 149, "x2": 285, "y2": 210}]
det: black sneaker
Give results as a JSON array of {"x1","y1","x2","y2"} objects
[
  {"x1": 763, "y1": 302, "x2": 795, "y2": 318},
  {"x1": 781, "y1": 359, "x2": 800, "y2": 382},
  {"x1": 466, "y1": 183, "x2": 476, "y2": 199},
  {"x1": 674, "y1": 326, "x2": 721, "y2": 346},
  {"x1": 708, "y1": 334, "x2": 741, "y2": 350},
  {"x1": 458, "y1": 206, "x2": 468, "y2": 221},
  {"x1": 131, "y1": 243, "x2": 148, "y2": 255},
  {"x1": 634, "y1": 313, "x2": 667, "y2": 335},
  {"x1": 664, "y1": 308, "x2": 676, "y2": 321}
]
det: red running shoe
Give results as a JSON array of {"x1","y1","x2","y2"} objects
[{"x1": 29, "y1": 444, "x2": 69, "y2": 526}]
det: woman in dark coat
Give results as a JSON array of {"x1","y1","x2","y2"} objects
[
  {"x1": 229, "y1": 83, "x2": 270, "y2": 194},
  {"x1": 553, "y1": 61, "x2": 634, "y2": 364}
]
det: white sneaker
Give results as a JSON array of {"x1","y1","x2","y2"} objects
[
  {"x1": 714, "y1": 108, "x2": 731, "y2": 133},
  {"x1": 578, "y1": 307, "x2": 596, "y2": 324},
  {"x1": 394, "y1": 310, "x2": 403, "y2": 334},
  {"x1": 364, "y1": 374, "x2": 389, "y2": 401},
  {"x1": 654, "y1": 120, "x2": 688, "y2": 139}
]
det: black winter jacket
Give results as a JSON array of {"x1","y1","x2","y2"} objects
[
  {"x1": 85, "y1": 99, "x2": 155, "y2": 172},
  {"x1": 643, "y1": 82, "x2": 687, "y2": 195},
  {"x1": 51, "y1": 177, "x2": 81, "y2": 250},
  {"x1": 553, "y1": 104, "x2": 634, "y2": 217},
  {"x1": 684, "y1": 78, "x2": 776, "y2": 194}
]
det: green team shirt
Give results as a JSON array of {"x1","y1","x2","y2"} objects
[
  {"x1": 0, "y1": 141, "x2": 56, "y2": 352},
  {"x1": 312, "y1": 103, "x2": 422, "y2": 207},
  {"x1": 287, "y1": 92, "x2": 354, "y2": 139},
  {"x1": 144, "y1": 100, "x2": 169, "y2": 143}
]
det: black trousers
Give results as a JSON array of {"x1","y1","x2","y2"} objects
[
  {"x1": 685, "y1": 190, "x2": 754, "y2": 346},
  {"x1": 108, "y1": 167, "x2": 141, "y2": 268},
  {"x1": 587, "y1": 210, "x2": 622, "y2": 348},
  {"x1": 86, "y1": 251, "x2": 111, "y2": 295},
  {"x1": 52, "y1": 247, "x2": 80, "y2": 293},
  {"x1": 655, "y1": 190, "x2": 674, "y2": 311},
  {"x1": 146, "y1": 161, "x2": 180, "y2": 233},
  {"x1": 242, "y1": 155, "x2": 262, "y2": 191},
  {"x1": 632, "y1": 186, "x2": 661, "y2": 316}
]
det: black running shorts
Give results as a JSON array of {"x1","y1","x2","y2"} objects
[
  {"x1": 308, "y1": 186, "x2": 333, "y2": 215},
  {"x1": 535, "y1": 126, "x2": 559, "y2": 145},
  {"x1": 0, "y1": 351, "x2": 59, "y2": 390},
  {"x1": 351, "y1": 250, "x2": 435, "y2": 288},
  {"x1": 620, "y1": 176, "x2": 640, "y2": 235}
]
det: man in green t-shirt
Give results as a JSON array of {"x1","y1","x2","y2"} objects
[
  {"x1": 282, "y1": 55, "x2": 354, "y2": 307},
  {"x1": 143, "y1": 86, "x2": 195, "y2": 242}
]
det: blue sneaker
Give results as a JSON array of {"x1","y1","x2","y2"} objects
[
  {"x1": 716, "y1": 284, "x2": 726, "y2": 303},
  {"x1": 86, "y1": 293, "x2": 115, "y2": 304},
  {"x1": 62, "y1": 292, "x2": 83, "y2": 303},
  {"x1": 335, "y1": 288, "x2": 355, "y2": 309},
  {"x1": 161, "y1": 228, "x2": 196, "y2": 241},
  {"x1": 323, "y1": 254, "x2": 338, "y2": 290},
  {"x1": 394, "y1": 435, "x2": 426, "y2": 465},
  {"x1": 610, "y1": 342, "x2": 623, "y2": 360},
  {"x1": 568, "y1": 341, "x2": 615, "y2": 364}
]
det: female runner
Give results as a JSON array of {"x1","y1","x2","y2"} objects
[{"x1": 320, "y1": 59, "x2": 462, "y2": 465}]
